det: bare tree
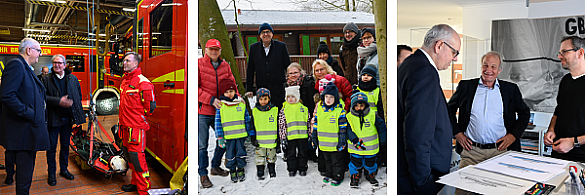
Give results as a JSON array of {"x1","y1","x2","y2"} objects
[{"x1": 290, "y1": 0, "x2": 372, "y2": 13}]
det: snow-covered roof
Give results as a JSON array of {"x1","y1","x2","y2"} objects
[{"x1": 222, "y1": 10, "x2": 375, "y2": 26}]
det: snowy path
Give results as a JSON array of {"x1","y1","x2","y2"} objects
[{"x1": 198, "y1": 127, "x2": 387, "y2": 195}]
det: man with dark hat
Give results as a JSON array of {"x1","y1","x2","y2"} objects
[
  {"x1": 340, "y1": 22, "x2": 361, "y2": 85},
  {"x1": 317, "y1": 41, "x2": 344, "y2": 77},
  {"x1": 245, "y1": 22, "x2": 291, "y2": 109}
]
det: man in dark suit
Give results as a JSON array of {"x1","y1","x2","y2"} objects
[
  {"x1": 397, "y1": 24, "x2": 460, "y2": 194},
  {"x1": 0, "y1": 38, "x2": 50, "y2": 194},
  {"x1": 447, "y1": 51, "x2": 530, "y2": 195},
  {"x1": 245, "y1": 22, "x2": 291, "y2": 109}
]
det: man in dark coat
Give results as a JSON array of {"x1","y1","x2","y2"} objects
[
  {"x1": 397, "y1": 24, "x2": 460, "y2": 194},
  {"x1": 245, "y1": 22, "x2": 291, "y2": 109},
  {"x1": 317, "y1": 41, "x2": 344, "y2": 77},
  {"x1": 0, "y1": 38, "x2": 50, "y2": 194},
  {"x1": 339, "y1": 22, "x2": 361, "y2": 85},
  {"x1": 42, "y1": 54, "x2": 86, "y2": 186}
]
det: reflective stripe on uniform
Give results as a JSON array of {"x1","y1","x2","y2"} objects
[
  {"x1": 220, "y1": 102, "x2": 248, "y2": 140},
  {"x1": 347, "y1": 111, "x2": 379, "y2": 155},
  {"x1": 283, "y1": 102, "x2": 309, "y2": 140},
  {"x1": 317, "y1": 106, "x2": 342, "y2": 151},
  {"x1": 252, "y1": 107, "x2": 278, "y2": 148}
]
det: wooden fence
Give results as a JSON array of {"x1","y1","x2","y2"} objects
[{"x1": 234, "y1": 55, "x2": 340, "y2": 84}]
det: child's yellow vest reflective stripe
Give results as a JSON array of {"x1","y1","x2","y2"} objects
[
  {"x1": 220, "y1": 102, "x2": 247, "y2": 140},
  {"x1": 317, "y1": 106, "x2": 342, "y2": 152},
  {"x1": 283, "y1": 102, "x2": 309, "y2": 140},
  {"x1": 252, "y1": 107, "x2": 278, "y2": 148},
  {"x1": 347, "y1": 111, "x2": 379, "y2": 155}
]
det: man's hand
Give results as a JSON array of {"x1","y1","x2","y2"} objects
[
  {"x1": 59, "y1": 95, "x2": 73, "y2": 108},
  {"x1": 455, "y1": 132, "x2": 473, "y2": 151},
  {"x1": 496, "y1": 133, "x2": 516, "y2": 151},
  {"x1": 544, "y1": 131, "x2": 556, "y2": 146},
  {"x1": 212, "y1": 98, "x2": 221, "y2": 109},
  {"x1": 245, "y1": 92, "x2": 254, "y2": 98},
  {"x1": 553, "y1": 137, "x2": 574, "y2": 153}
]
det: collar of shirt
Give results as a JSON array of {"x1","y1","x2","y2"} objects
[
  {"x1": 263, "y1": 42, "x2": 271, "y2": 56},
  {"x1": 573, "y1": 72, "x2": 585, "y2": 80},
  {"x1": 419, "y1": 49, "x2": 440, "y2": 76},
  {"x1": 479, "y1": 77, "x2": 500, "y2": 88},
  {"x1": 56, "y1": 73, "x2": 65, "y2": 79}
]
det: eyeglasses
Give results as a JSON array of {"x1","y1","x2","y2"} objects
[
  {"x1": 442, "y1": 41, "x2": 459, "y2": 58},
  {"x1": 344, "y1": 31, "x2": 355, "y2": 35},
  {"x1": 559, "y1": 48, "x2": 578, "y2": 56},
  {"x1": 52, "y1": 62, "x2": 65, "y2": 65},
  {"x1": 30, "y1": 48, "x2": 42, "y2": 54},
  {"x1": 260, "y1": 30, "x2": 272, "y2": 35}
]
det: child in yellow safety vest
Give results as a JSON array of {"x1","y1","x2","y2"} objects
[
  {"x1": 214, "y1": 79, "x2": 254, "y2": 183},
  {"x1": 346, "y1": 92, "x2": 387, "y2": 188},
  {"x1": 278, "y1": 86, "x2": 311, "y2": 177},
  {"x1": 354, "y1": 65, "x2": 387, "y2": 167},
  {"x1": 250, "y1": 88, "x2": 278, "y2": 180},
  {"x1": 311, "y1": 83, "x2": 348, "y2": 186}
]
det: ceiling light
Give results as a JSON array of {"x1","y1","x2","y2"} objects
[
  {"x1": 122, "y1": 8, "x2": 135, "y2": 12},
  {"x1": 22, "y1": 28, "x2": 51, "y2": 32}
]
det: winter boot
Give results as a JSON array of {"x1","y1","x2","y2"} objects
[
  {"x1": 210, "y1": 167, "x2": 229, "y2": 176},
  {"x1": 323, "y1": 177, "x2": 331, "y2": 183},
  {"x1": 267, "y1": 163, "x2": 276, "y2": 178},
  {"x1": 257, "y1": 165, "x2": 265, "y2": 180},
  {"x1": 230, "y1": 170, "x2": 238, "y2": 183},
  {"x1": 200, "y1": 175, "x2": 213, "y2": 188},
  {"x1": 237, "y1": 168, "x2": 246, "y2": 182},
  {"x1": 365, "y1": 170, "x2": 379, "y2": 186},
  {"x1": 330, "y1": 179, "x2": 343, "y2": 186},
  {"x1": 289, "y1": 171, "x2": 296, "y2": 177},
  {"x1": 350, "y1": 171, "x2": 361, "y2": 188}
]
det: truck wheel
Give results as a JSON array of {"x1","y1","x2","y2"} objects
[{"x1": 96, "y1": 97, "x2": 118, "y2": 115}]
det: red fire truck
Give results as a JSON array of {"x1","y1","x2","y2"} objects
[{"x1": 0, "y1": 43, "x2": 123, "y2": 115}]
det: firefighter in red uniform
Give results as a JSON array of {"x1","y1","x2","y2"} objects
[{"x1": 119, "y1": 52, "x2": 156, "y2": 194}]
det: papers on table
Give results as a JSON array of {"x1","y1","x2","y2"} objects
[
  {"x1": 474, "y1": 152, "x2": 569, "y2": 183},
  {"x1": 438, "y1": 166, "x2": 535, "y2": 195}
]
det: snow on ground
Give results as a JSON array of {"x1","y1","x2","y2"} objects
[{"x1": 199, "y1": 127, "x2": 388, "y2": 195}]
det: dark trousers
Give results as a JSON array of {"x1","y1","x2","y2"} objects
[
  {"x1": 286, "y1": 138, "x2": 308, "y2": 172},
  {"x1": 225, "y1": 138, "x2": 247, "y2": 170},
  {"x1": 318, "y1": 150, "x2": 326, "y2": 173},
  {"x1": 198, "y1": 114, "x2": 227, "y2": 176},
  {"x1": 349, "y1": 154, "x2": 377, "y2": 175},
  {"x1": 322, "y1": 151, "x2": 344, "y2": 181},
  {"x1": 5, "y1": 150, "x2": 36, "y2": 195},
  {"x1": 46, "y1": 118, "x2": 72, "y2": 175}
]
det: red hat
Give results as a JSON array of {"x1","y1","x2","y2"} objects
[
  {"x1": 219, "y1": 78, "x2": 237, "y2": 95},
  {"x1": 206, "y1": 39, "x2": 221, "y2": 49}
]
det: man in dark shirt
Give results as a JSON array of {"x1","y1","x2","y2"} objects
[{"x1": 544, "y1": 36, "x2": 585, "y2": 162}]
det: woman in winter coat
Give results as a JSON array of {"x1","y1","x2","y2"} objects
[{"x1": 311, "y1": 59, "x2": 352, "y2": 111}]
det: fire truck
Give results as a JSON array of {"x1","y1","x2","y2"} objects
[{"x1": 0, "y1": 43, "x2": 123, "y2": 115}]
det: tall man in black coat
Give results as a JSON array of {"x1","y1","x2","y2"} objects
[
  {"x1": 447, "y1": 51, "x2": 529, "y2": 195},
  {"x1": 397, "y1": 24, "x2": 460, "y2": 194},
  {"x1": 42, "y1": 54, "x2": 86, "y2": 186},
  {"x1": 0, "y1": 38, "x2": 50, "y2": 194},
  {"x1": 245, "y1": 22, "x2": 291, "y2": 109}
]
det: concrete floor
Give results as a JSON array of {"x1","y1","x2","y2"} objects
[{"x1": 0, "y1": 114, "x2": 173, "y2": 195}]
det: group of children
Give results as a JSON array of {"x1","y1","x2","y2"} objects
[{"x1": 213, "y1": 64, "x2": 386, "y2": 188}]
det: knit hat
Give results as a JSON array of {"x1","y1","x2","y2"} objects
[
  {"x1": 360, "y1": 65, "x2": 378, "y2": 81},
  {"x1": 318, "y1": 74, "x2": 335, "y2": 93},
  {"x1": 256, "y1": 88, "x2": 271, "y2": 99},
  {"x1": 258, "y1": 22, "x2": 274, "y2": 35},
  {"x1": 285, "y1": 86, "x2": 301, "y2": 103},
  {"x1": 317, "y1": 41, "x2": 330, "y2": 55},
  {"x1": 351, "y1": 92, "x2": 369, "y2": 109},
  {"x1": 321, "y1": 82, "x2": 339, "y2": 107},
  {"x1": 361, "y1": 27, "x2": 376, "y2": 41},
  {"x1": 343, "y1": 22, "x2": 360, "y2": 35},
  {"x1": 219, "y1": 78, "x2": 237, "y2": 95},
  {"x1": 205, "y1": 39, "x2": 221, "y2": 49}
]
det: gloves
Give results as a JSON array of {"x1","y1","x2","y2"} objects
[
  {"x1": 337, "y1": 133, "x2": 347, "y2": 151},
  {"x1": 352, "y1": 138, "x2": 367, "y2": 150},
  {"x1": 251, "y1": 135, "x2": 259, "y2": 147},
  {"x1": 281, "y1": 139, "x2": 288, "y2": 151},
  {"x1": 218, "y1": 137, "x2": 226, "y2": 148}
]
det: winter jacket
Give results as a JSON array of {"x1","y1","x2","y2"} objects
[
  {"x1": 314, "y1": 74, "x2": 352, "y2": 111},
  {"x1": 327, "y1": 56, "x2": 344, "y2": 77},
  {"x1": 198, "y1": 54, "x2": 238, "y2": 116},
  {"x1": 42, "y1": 67, "x2": 86, "y2": 127},
  {"x1": 246, "y1": 40, "x2": 291, "y2": 108},
  {"x1": 284, "y1": 74, "x2": 317, "y2": 114},
  {"x1": 340, "y1": 45, "x2": 359, "y2": 85}
]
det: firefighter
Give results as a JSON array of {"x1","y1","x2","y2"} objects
[{"x1": 119, "y1": 52, "x2": 156, "y2": 194}]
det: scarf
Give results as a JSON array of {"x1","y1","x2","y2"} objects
[
  {"x1": 343, "y1": 35, "x2": 361, "y2": 49},
  {"x1": 357, "y1": 43, "x2": 377, "y2": 59},
  {"x1": 358, "y1": 79, "x2": 377, "y2": 92},
  {"x1": 219, "y1": 95, "x2": 242, "y2": 105},
  {"x1": 287, "y1": 73, "x2": 305, "y2": 87},
  {"x1": 326, "y1": 55, "x2": 333, "y2": 65},
  {"x1": 255, "y1": 101, "x2": 275, "y2": 111}
]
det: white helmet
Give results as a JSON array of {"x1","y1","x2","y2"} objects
[{"x1": 110, "y1": 155, "x2": 128, "y2": 173}]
